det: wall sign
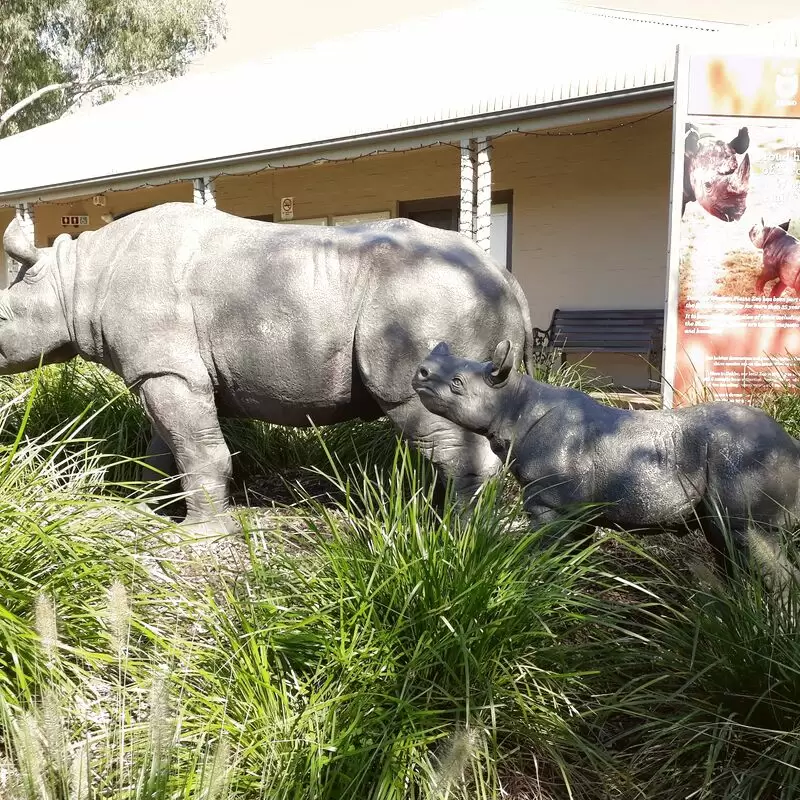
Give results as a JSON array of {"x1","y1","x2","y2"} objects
[
  {"x1": 61, "y1": 215, "x2": 89, "y2": 227},
  {"x1": 663, "y1": 46, "x2": 800, "y2": 407}
]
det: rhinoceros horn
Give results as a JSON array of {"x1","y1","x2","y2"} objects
[
  {"x1": 0, "y1": 217, "x2": 42, "y2": 319},
  {"x1": 3, "y1": 217, "x2": 41, "y2": 271}
]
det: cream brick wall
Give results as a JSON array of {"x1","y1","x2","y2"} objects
[
  {"x1": 493, "y1": 113, "x2": 671, "y2": 326},
  {"x1": 32, "y1": 182, "x2": 192, "y2": 247},
  {"x1": 215, "y1": 146, "x2": 460, "y2": 220},
  {"x1": 493, "y1": 112, "x2": 672, "y2": 389}
]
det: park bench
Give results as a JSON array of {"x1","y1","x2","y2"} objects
[{"x1": 532, "y1": 308, "x2": 665, "y2": 388}]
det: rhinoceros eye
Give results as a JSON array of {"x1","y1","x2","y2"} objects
[{"x1": 451, "y1": 376, "x2": 464, "y2": 391}]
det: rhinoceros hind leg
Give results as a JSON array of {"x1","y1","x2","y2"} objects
[
  {"x1": 523, "y1": 493, "x2": 598, "y2": 550},
  {"x1": 137, "y1": 374, "x2": 235, "y2": 533},
  {"x1": 702, "y1": 520, "x2": 776, "y2": 586},
  {"x1": 705, "y1": 522, "x2": 799, "y2": 595}
]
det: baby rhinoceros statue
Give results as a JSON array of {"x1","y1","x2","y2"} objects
[{"x1": 413, "y1": 340, "x2": 800, "y2": 577}]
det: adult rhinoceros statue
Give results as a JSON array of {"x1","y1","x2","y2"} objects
[{"x1": 1, "y1": 202, "x2": 533, "y2": 534}]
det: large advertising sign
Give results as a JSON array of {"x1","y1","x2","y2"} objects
[{"x1": 663, "y1": 47, "x2": 800, "y2": 407}]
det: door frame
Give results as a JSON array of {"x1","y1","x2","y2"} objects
[{"x1": 398, "y1": 190, "x2": 513, "y2": 270}]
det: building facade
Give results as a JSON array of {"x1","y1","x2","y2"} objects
[{"x1": 1, "y1": 3, "x2": 796, "y2": 389}]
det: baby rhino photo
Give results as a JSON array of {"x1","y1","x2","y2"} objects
[
  {"x1": 412, "y1": 340, "x2": 800, "y2": 578},
  {"x1": 750, "y1": 217, "x2": 800, "y2": 298}
]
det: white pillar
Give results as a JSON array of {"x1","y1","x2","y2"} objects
[
  {"x1": 203, "y1": 176, "x2": 216, "y2": 209},
  {"x1": 459, "y1": 139, "x2": 475, "y2": 238},
  {"x1": 474, "y1": 137, "x2": 492, "y2": 254},
  {"x1": 192, "y1": 176, "x2": 217, "y2": 208}
]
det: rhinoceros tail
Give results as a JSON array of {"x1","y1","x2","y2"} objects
[{"x1": 505, "y1": 270, "x2": 535, "y2": 376}]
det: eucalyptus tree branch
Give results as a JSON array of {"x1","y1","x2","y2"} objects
[
  {"x1": 0, "y1": 81, "x2": 71, "y2": 131},
  {"x1": 0, "y1": 66, "x2": 172, "y2": 133}
]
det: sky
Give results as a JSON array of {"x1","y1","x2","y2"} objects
[{"x1": 189, "y1": 0, "x2": 800, "y2": 74}]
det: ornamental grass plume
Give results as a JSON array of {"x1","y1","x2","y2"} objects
[
  {"x1": 34, "y1": 593, "x2": 58, "y2": 666},
  {"x1": 105, "y1": 579, "x2": 131, "y2": 659}
]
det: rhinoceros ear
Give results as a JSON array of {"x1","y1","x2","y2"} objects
[
  {"x1": 430, "y1": 341, "x2": 450, "y2": 357},
  {"x1": 488, "y1": 340, "x2": 514, "y2": 385},
  {"x1": 730, "y1": 126, "x2": 749, "y2": 155},
  {"x1": 685, "y1": 125, "x2": 700, "y2": 156}
]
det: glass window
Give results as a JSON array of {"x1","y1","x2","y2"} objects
[
  {"x1": 332, "y1": 211, "x2": 392, "y2": 226},
  {"x1": 281, "y1": 217, "x2": 328, "y2": 226},
  {"x1": 490, "y1": 202, "x2": 509, "y2": 269}
]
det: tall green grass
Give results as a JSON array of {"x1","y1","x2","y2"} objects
[
  {"x1": 0, "y1": 359, "x2": 799, "y2": 798},
  {"x1": 0, "y1": 387, "x2": 159, "y2": 707},
  {"x1": 183, "y1": 445, "x2": 635, "y2": 799},
  {"x1": 0, "y1": 359, "x2": 400, "y2": 491},
  {"x1": 0, "y1": 377, "x2": 239, "y2": 796},
  {"x1": 603, "y1": 534, "x2": 800, "y2": 799},
  {"x1": 0, "y1": 585, "x2": 236, "y2": 800}
]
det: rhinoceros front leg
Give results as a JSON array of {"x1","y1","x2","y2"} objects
[
  {"x1": 137, "y1": 374, "x2": 237, "y2": 536},
  {"x1": 523, "y1": 493, "x2": 595, "y2": 550},
  {"x1": 383, "y1": 397, "x2": 502, "y2": 502}
]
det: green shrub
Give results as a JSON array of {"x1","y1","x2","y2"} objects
[
  {"x1": 604, "y1": 531, "x2": 800, "y2": 799},
  {"x1": 4, "y1": 356, "x2": 800, "y2": 799},
  {"x1": 184, "y1": 443, "x2": 632, "y2": 799}
]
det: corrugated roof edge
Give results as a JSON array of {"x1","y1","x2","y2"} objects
[
  {"x1": 0, "y1": 83, "x2": 674, "y2": 205},
  {"x1": 571, "y1": 4, "x2": 742, "y2": 32},
  {"x1": 3, "y1": 2, "x2": 792, "y2": 202}
]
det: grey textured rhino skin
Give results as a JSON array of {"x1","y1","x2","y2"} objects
[
  {"x1": 1, "y1": 203, "x2": 533, "y2": 534},
  {"x1": 683, "y1": 124, "x2": 751, "y2": 222},
  {"x1": 413, "y1": 341, "x2": 800, "y2": 573}
]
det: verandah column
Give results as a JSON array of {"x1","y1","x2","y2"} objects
[
  {"x1": 3, "y1": 202, "x2": 36, "y2": 287},
  {"x1": 474, "y1": 136, "x2": 492, "y2": 254},
  {"x1": 14, "y1": 202, "x2": 35, "y2": 245},
  {"x1": 459, "y1": 138, "x2": 475, "y2": 238},
  {"x1": 458, "y1": 137, "x2": 492, "y2": 253},
  {"x1": 192, "y1": 176, "x2": 217, "y2": 208}
]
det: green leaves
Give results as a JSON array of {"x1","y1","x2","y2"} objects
[
  {"x1": 0, "y1": 0, "x2": 226, "y2": 137},
  {"x1": 602, "y1": 532, "x2": 800, "y2": 799}
]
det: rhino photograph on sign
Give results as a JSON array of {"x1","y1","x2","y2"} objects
[{"x1": 664, "y1": 48, "x2": 800, "y2": 407}]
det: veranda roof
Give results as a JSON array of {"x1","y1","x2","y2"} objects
[{"x1": 0, "y1": 0, "x2": 796, "y2": 202}]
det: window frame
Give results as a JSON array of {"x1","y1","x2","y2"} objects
[{"x1": 398, "y1": 190, "x2": 513, "y2": 271}]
